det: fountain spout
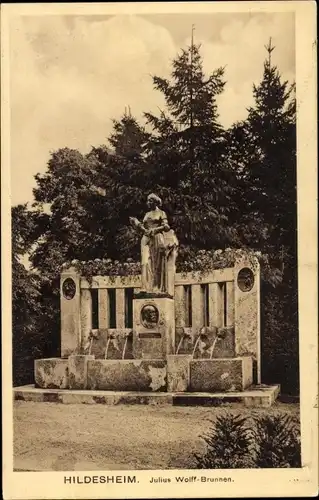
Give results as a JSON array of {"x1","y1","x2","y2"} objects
[
  {"x1": 175, "y1": 327, "x2": 192, "y2": 354},
  {"x1": 192, "y1": 328, "x2": 206, "y2": 358},
  {"x1": 83, "y1": 329, "x2": 100, "y2": 355},
  {"x1": 208, "y1": 328, "x2": 227, "y2": 359},
  {"x1": 104, "y1": 331, "x2": 115, "y2": 360},
  {"x1": 209, "y1": 337, "x2": 219, "y2": 359},
  {"x1": 122, "y1": 330, "x2": 133, "y2": 359}
]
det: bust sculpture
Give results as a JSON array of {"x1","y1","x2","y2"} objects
[{"x1": 129, "y1": 193, "x2": 178, "y2": 296}]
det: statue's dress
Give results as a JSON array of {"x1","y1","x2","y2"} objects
[{"x1": 141, "y1": 209, "x2": 178, "y2": 294}]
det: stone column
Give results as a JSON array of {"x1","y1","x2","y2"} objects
[
  {"x1": 60, "y1": 266, "x2": 81, "y2": 357},
  {"x1": 234, "y1": 256, "x2": 261, "y2": 384},
  {"x1": 167, "y1": 354, "x2": 192, "y2": 392},
  {"x1": 80, "y1": 288, "x2": 92, "y2": 351},
  {"x1": 68, "y1": 354, "x2": 95, "y2": 390}
]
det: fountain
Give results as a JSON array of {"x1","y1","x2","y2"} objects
[
  {"x1": 15, "y1": 193, "x2": 280, "y2": 407},
  {"x1": 175, "y1": 328, "x2": 192, "y2": 355},
  {"x1": 122, "y1": 331, "x2": 132, "y2": 360}
]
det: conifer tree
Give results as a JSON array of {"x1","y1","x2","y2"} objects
[
  {"x1": 245, "y1": 38, "x2": 296, "y2": 262},
  {"x1": 143, "y1": 35, "x2": 240, "y2": 256},
  {"x1": 108, "y1": 107, "x2": 150, "y2": 160},
  {"x1": 236, "y1": 39, "x2": 298, "y2": 394}
]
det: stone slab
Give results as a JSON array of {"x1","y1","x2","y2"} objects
[
  {"x1": 68, "y1": 354, "x2": 94, "y2": 390},
  {"x1": 189, "y1": 357, "x2": 253, "y2": 392},
  {"x1": 167, "y1": 354, "x2": 192, "y2": 392},
  {"x1": 13, "y1": 384, "x2": 280, "y2": 407},
  {"x1": 87, "y1": 359, "x2": 167, "y2": 392},
  {"x1": 34, "y1": 358, "x2": 69, "y2": 389}
]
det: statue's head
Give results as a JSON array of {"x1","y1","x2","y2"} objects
[
  {"x1": 141, "y1": 304, "x2": 159, "y2": 327},
  {"x1": 147, "y1": 193, "x2": 162, "y2": 210}
]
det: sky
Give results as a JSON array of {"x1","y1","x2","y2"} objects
[{"x1": 9, "y1": 12, "x2": 295, "y2": 206}]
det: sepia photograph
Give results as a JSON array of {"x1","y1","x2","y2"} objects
[{"x1": 1, "y1": 1, "x2": 317, "y2": 499}]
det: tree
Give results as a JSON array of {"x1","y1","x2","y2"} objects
[
  {"x1": 108, "y1": 107, "x2": 150, "y2": 160},
  {"x1": 12, "y1": 205, "x2": 44, "y2": 385},
  {"x1": 143, "y1": 39, "x2": 243, "y2": 258},
  {"x1": 234, "y1": 39, "x2": 298, "y2": 394},
  {"x1": 244, "y1": 38, "x2": 296, "y2": 261}
]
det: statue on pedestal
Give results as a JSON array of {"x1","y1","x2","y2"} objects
[{"x1": 129, "y1": 193, "x2": 178, "y2": 296}]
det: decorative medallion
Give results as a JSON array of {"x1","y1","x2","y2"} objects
[
  {"x1": 141, "y1": 304, "x2": 159, "y2": 329},
  {"x1": 237, "y1": 267, "x2": 255, "y2": 292},
  {"x1": 62, "y1": 277, "x2": 76, "y2": 300}
]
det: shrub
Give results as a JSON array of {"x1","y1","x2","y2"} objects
[
  {"x1": 194, "y1": 412, "x2": 254, "y2": 469},
  {"x1": 252, "y1": 414, "x2": 301, "y2": 468},
  {"x1": 194, "y1": 412, "x2": 301, "y2": 469}
]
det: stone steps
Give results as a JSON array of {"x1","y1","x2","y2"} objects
[{"x1": 14, "y1": 384, "x2": 280, "y2": 408}]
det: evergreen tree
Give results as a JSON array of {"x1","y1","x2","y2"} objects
[
  {"x1": 143, "y1": 38, "x2": 241, "y2": 257},
  {"x1": 245, "y1": 38, "x2": 296, "y2": 263},
  {"x1": 108, "y1": 107, "x2": 150, "y2": 160},
  {"x1": 236, "y1": 39, "x2": 298, "y2": 394}
]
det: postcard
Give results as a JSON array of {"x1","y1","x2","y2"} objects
[{"x1": 1, "y1": 1, "x2": 317, "y2": 498}]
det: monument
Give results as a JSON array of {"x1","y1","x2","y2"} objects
[
  {"x1": 129, "y1": 193, "x2": 178, "y2": 360},
  {"x1": 14, "y1": 193, "x2": 280, "y2": 407}
]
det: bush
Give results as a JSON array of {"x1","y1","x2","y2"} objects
[
  {"x1": 195, "y1": 413, "x2": 254, "y2": 469},
  {"x1": 194, "y1": 412, "x2": 301, "y2": 469},
  {"x1": 252, "y1": 414, "x2": 301, "y2": 468}
]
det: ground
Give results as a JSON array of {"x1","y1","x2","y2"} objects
[{"x1": 14, "y1": 401, "x2": 300, "y2": 471}]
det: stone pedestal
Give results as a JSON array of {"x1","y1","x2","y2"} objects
[
  {"x1": 35, "y1": 358, "x2": 69, "y2": 389},
  {"x1": 68, "y1": 354, "x2": 94, "y2": 390},
  {"x1": 133, "y1": 296, "x2": 175, "y2": 359},
  {"x1": 189, "y1": 357, "x2": 253, "y2": 392},
  {"x1": 167, "y1": 354, "x2": 192, "y2": 392}
]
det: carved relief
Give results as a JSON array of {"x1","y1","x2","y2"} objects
[
  {"x1": 237, "y1": 268, "x2": 255, "y2": 292},
  {"x1": 141, "y1": 304, "x2": 159, "y2": 329},
  {"x1": 62, "y1": 277, "x2": 76, "y2": 300}
]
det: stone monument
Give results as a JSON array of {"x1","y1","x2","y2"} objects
[
  {"x1": 129, "y1": 193, "x2": 178, "y2": 360},
  {"x1": 15, "y1": 192, "x2": 280, "y2": 407}
]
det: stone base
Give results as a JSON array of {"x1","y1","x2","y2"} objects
[
  {"x1": 167, "y1": 354, "x2": 191, "y2": 392},
  {"x1": 35, "y1": 358, "x2": 68, "y2": 389},
  {"x1": 35, "y1": 355, "x2": 95, "y2": 390},
  {"x1": 14, "y1": 384, "x2": 280, "y2": 407},
  {"x1": 87, "y1": 359, "x2": 166, "y2": 392},
  {"x1": 189, "y1": 357, "x2": 253, "y2": 392},
  {"x1": 68, "y1": 354, "x2": 95, "y2": 389}
]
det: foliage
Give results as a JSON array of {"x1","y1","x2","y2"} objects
[
  {"x1": 195, "y1": 413, "x2": 254, "y2": 469},
  {"x1": 252, "y1": 414, "x2": 301, "y2": 468},
  {"x1": 12, "y1": 206, "x2": 44, "y2": 385},
  {"x1": 261, "y1": 284, "x2": 299, "y2": 395},
  {"x1": 194, "y1": 412, "x2": 301, "y2": 469},
  {"x1": 228, "y1": 40, "x2": 298, "y2": 395},
  {"x1": 60, "y1": 248, "x2": 282, "y2": 291}
]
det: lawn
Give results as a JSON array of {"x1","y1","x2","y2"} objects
[{"x1": 14, "y1": 400, "x2": 300, "y2": 471}]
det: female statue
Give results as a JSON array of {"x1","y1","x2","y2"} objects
[{"x1": 129, "y1": 193, "x2": 178, "y2": 296}]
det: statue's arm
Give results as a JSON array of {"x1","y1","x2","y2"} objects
[{"x1": 129, "y1": 217, "x2": 147, "y2": 235}]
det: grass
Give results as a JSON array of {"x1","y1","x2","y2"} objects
[{"x1": 14, "y1": 400, "x2": 300, "y2": 471}]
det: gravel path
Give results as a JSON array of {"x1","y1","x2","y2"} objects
[{"x1": 14, "y1": 401, "x2": 300, "y2": 471}]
